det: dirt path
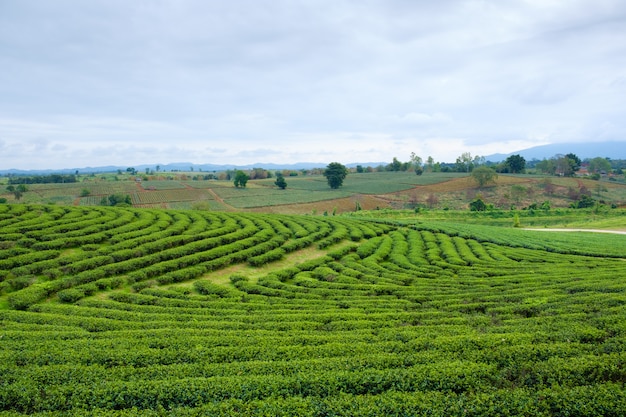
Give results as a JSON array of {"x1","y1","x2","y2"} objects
[{"x1": 206, "y1": 188, "x2": 237, "y2": 211}]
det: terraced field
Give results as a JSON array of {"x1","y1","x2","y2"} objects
[{"x1": 1, "y1": 204, "x2": 626, "y2": 416}]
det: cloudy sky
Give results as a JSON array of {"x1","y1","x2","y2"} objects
[{"x1": 1, "y1": 0, "x2": 625, "y2": 169}]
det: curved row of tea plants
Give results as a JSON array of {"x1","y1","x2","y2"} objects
[
  {"x1": 0, "y1": 205, "x2": 392, "y2": 310},
  {"x1": 0, "y1": 204, "x2": 625, "y2": 416}
]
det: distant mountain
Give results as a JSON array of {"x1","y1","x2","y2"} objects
[
  {"x1": 4, "y1": 141, "x2": 624, "y2": 175},
  {"x1": 0, "y1": 162, "x2": 357, "y2": 176},
  {"x1": 486, "y1": 141, "x2": 626, "y2": 162}
]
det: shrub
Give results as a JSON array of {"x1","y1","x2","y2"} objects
[
  {"x1": 229, "y1": 274, "x2": 248, "y2": 284},
  {"x1": 7, "y1": 284, "x2": 50, "y2": 310},
  {"x1": 57, "y1": 288, "x2": 86, "y2": 303},
  {"x1": 194, "y1": 280, "x2": 231, "y2": 297},
  {"x1": 469, "y1": 198, "x2": 487, "y2": 211}
]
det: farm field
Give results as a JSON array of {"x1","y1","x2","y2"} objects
[
  {"x1": 1, "y1": 204, "x2": 626, "y2": 415},
  {"x1": 2, "y1": 171, "x2": 625, "y2": 213}
]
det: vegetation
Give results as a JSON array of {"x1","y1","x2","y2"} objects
[
  {"x1": 502, "y1": 154, "x2": 526, "y2": 173},
  {"x1": 324, "y1": 162, "x2": 349, "y2": 189},
  {"x1": 0, "y1": 204, "x2": 625, "y2": 415},
  {"x1": 470, "y1": 166, "x2": 498, "y2": 188},
  {"x1": 274, "y1": 173, "x2": 287, "y2": 190},
  {"x1": 2, "y1": 161, "x2": 624, "y2": 212},
  {"x1": 233, "y1": 170, "x2": 249, "y2": 188}
]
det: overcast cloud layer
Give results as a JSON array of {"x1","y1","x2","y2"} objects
[{"x1": 1, "y1": 0, "x2": 625, "y2": 169}]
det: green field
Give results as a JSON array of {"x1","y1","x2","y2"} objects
[
  {"x1": 1, "y1": 204, "x2": 626, "y2": 416},
  {"x1": 3, "y1": 171, "x2": 624, "y2": 213}
]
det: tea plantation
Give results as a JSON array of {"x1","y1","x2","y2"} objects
[{"x1": 1, "y1": 204, "x2": 625, "y2": 416}]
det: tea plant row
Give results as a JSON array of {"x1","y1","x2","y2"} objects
[{"x1": 0, "y1": 204, "x2": 625, "y2": 415}]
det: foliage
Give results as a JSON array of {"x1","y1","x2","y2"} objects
[
  {"x1": 535, "y1": 153, "x2": 582, "y2": 177},
  {"x1": 588, "y1": 157, "x2": 612, "y2": 174},
  {"x1": 571, "y1": 194, "x2": 596, "y2": 209},
  {"x1": 8, "y1": 174, "x2": 77, "y2": 184},
  {"x1": 0, "y1": 205, "x2": 625, "y2": 415},
  {"x1": 471, "y1": 166, "x2": 498, "y2": 188},
  {"x1": 455, "y1": 152, "x2": 484, "y2": 173},
  {"x1": 469, "y1": 197, "x2": 487, "y2": 211},
  {"x1": 6, "y1": 185, "x2": 27, "y2": 200},
  {"x1": 324, "y1": 162, "x2": 349, "y2": 189},
  {"x1": 566, "y1": 153, "x2": 582, "y2": 172},
  {"x1": 274, "y1": 173, "x2": 287, "y2": 189},
  {"x1": 503, "y1": 154, "x2": 526, "y2": 173},
  {"x1": 233, "y1": 170, "x2": 249, "y2": 188},
  {"x1": 101, "y1": 194, "x2": 132, "y2": 206}
]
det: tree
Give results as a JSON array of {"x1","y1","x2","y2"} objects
[
  {"x1": 387, "y1": 157, "x2": 402, "y2": 172},
  {"x1": 588, "y1": 157, "x2": 611, "y2": 175},
  {"x1": 426, "y1": 156, "x2": 435, "y2": 173},
  {"x1": 469, "y1": 197, "x2": 487, "y2": 211},
  {"x1": 455, "y1": 152, "x2": 475, "y2": 173},
  {"x1": 572, "y1": 194, "x2": 596, "y2": 209},
  {"x1": 274, "y1": 173, "x2": 287, "y2": 190},
  {"x1": 233, "y1": 170, "x2": 249, "y2": 188},
  {"x1": 103, "y1": 194, "x2": 132, "y2": 206},
  {"x1": 565, "y1": 153, "x2": 581, "y2": 173},
  {"x1": 6, "y1": 184, "x2": 26, "y2": 200},
  {"x1": 536, "y1": 159, "x2": 556, "y2": 175},
  {"x1": 504, "y1": 154, "x2": 526, "y2": 173},
  {"x1": 324, "y1": 162, "x2": 348, "y2": 189},
  {"x1": 410, "y1": 152, "x2": 423, "y2": 175},
  {"x1": 249, "y1": 168, "x2": 269, "y2": 180},
  {"x1": 471, "y1": 166, "x2": 498, "y2": 188}
]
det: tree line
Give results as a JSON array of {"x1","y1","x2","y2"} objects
[{"x1": 7, "y1": 174, "x2": 78, "y2": 184}]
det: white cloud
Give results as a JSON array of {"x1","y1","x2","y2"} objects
[{"x1": 0, "y1": 0, "x2": 625, "y2": 170}]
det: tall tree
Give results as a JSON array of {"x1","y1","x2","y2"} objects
[
  {"x1": 233, "y1": 170, "x2": 249, "y2": 188},
  {"x1": 388, "y1": 157, "x2": 402, "y2": 172},
  {"x1": 324, "y1": 162, "x2": 348, "y2": 189},
  {"x1": 565, "y1": 153, "x2": 581, "y2": 173},
  {"x1": 426, "y1": 156, "x2": 435, "y2": 172},
  {"x1": 274, "y1": 173, "x2": 287, "y2": 190},
  {"x1": 456, "y1": 152, "x2": 474, "y2": 173},
  {"x1": 555, "y1": 154, "x2": 580, "y2": 177},
  {"x1": 410, "y1": 152, "x2": 423, "y2": 175},
  {"x1": 504, "y1": 154, "x2": 526, "y2": 173},
  {"x1": 588, "y1": 157, "x2": 611, "y2": 174}
]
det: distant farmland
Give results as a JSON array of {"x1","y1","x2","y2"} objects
[{"x1": 3, "y1": 171, "x2": 624, "y2": 213}]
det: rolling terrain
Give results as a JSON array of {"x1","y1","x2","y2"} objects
[
  {"x1": 2, "y1": 171, "x2": 626, "y2": 213},
  {"x1": 1, "y1": 204, "x2": 625, "y2": 415}
]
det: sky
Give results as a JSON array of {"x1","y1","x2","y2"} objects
[{"x1": 1, "y1": 0, "x2": 625, "y2": 170}]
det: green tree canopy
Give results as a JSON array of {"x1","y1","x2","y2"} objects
[
  {"x1": 566, "y1": 153, "x2": 582, "y2": 172},
  {"x1": 103, "y1": 194, "x2": 132, "y2": 206},
  {"x1": 411, "y1": 152, "x2": 423, "y2": 175},
  {"x1": 274, "y1": 173, "x2": 287, "y2": 190},
  {"x1": 455, "y1": 152, "x2": 473, "y2": 173},
  {"x1": 504, "y1": 154, "x2": 526, "y2": 173},
  {"x1": 469, "y1": 197, "x2": 487, "y2": 211},
  {"x1": 324, "y1": 162, "x2": 348, "y2": 189},
  {"x1": 471, "y1": 166, "x2": 498, "y2": 188},
  {"x1": 233, "y1": 170, "x2": 249, "y2": 188},
  {"x1": 588, "y1": 157, "x2": 611, "y2": 174}
]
